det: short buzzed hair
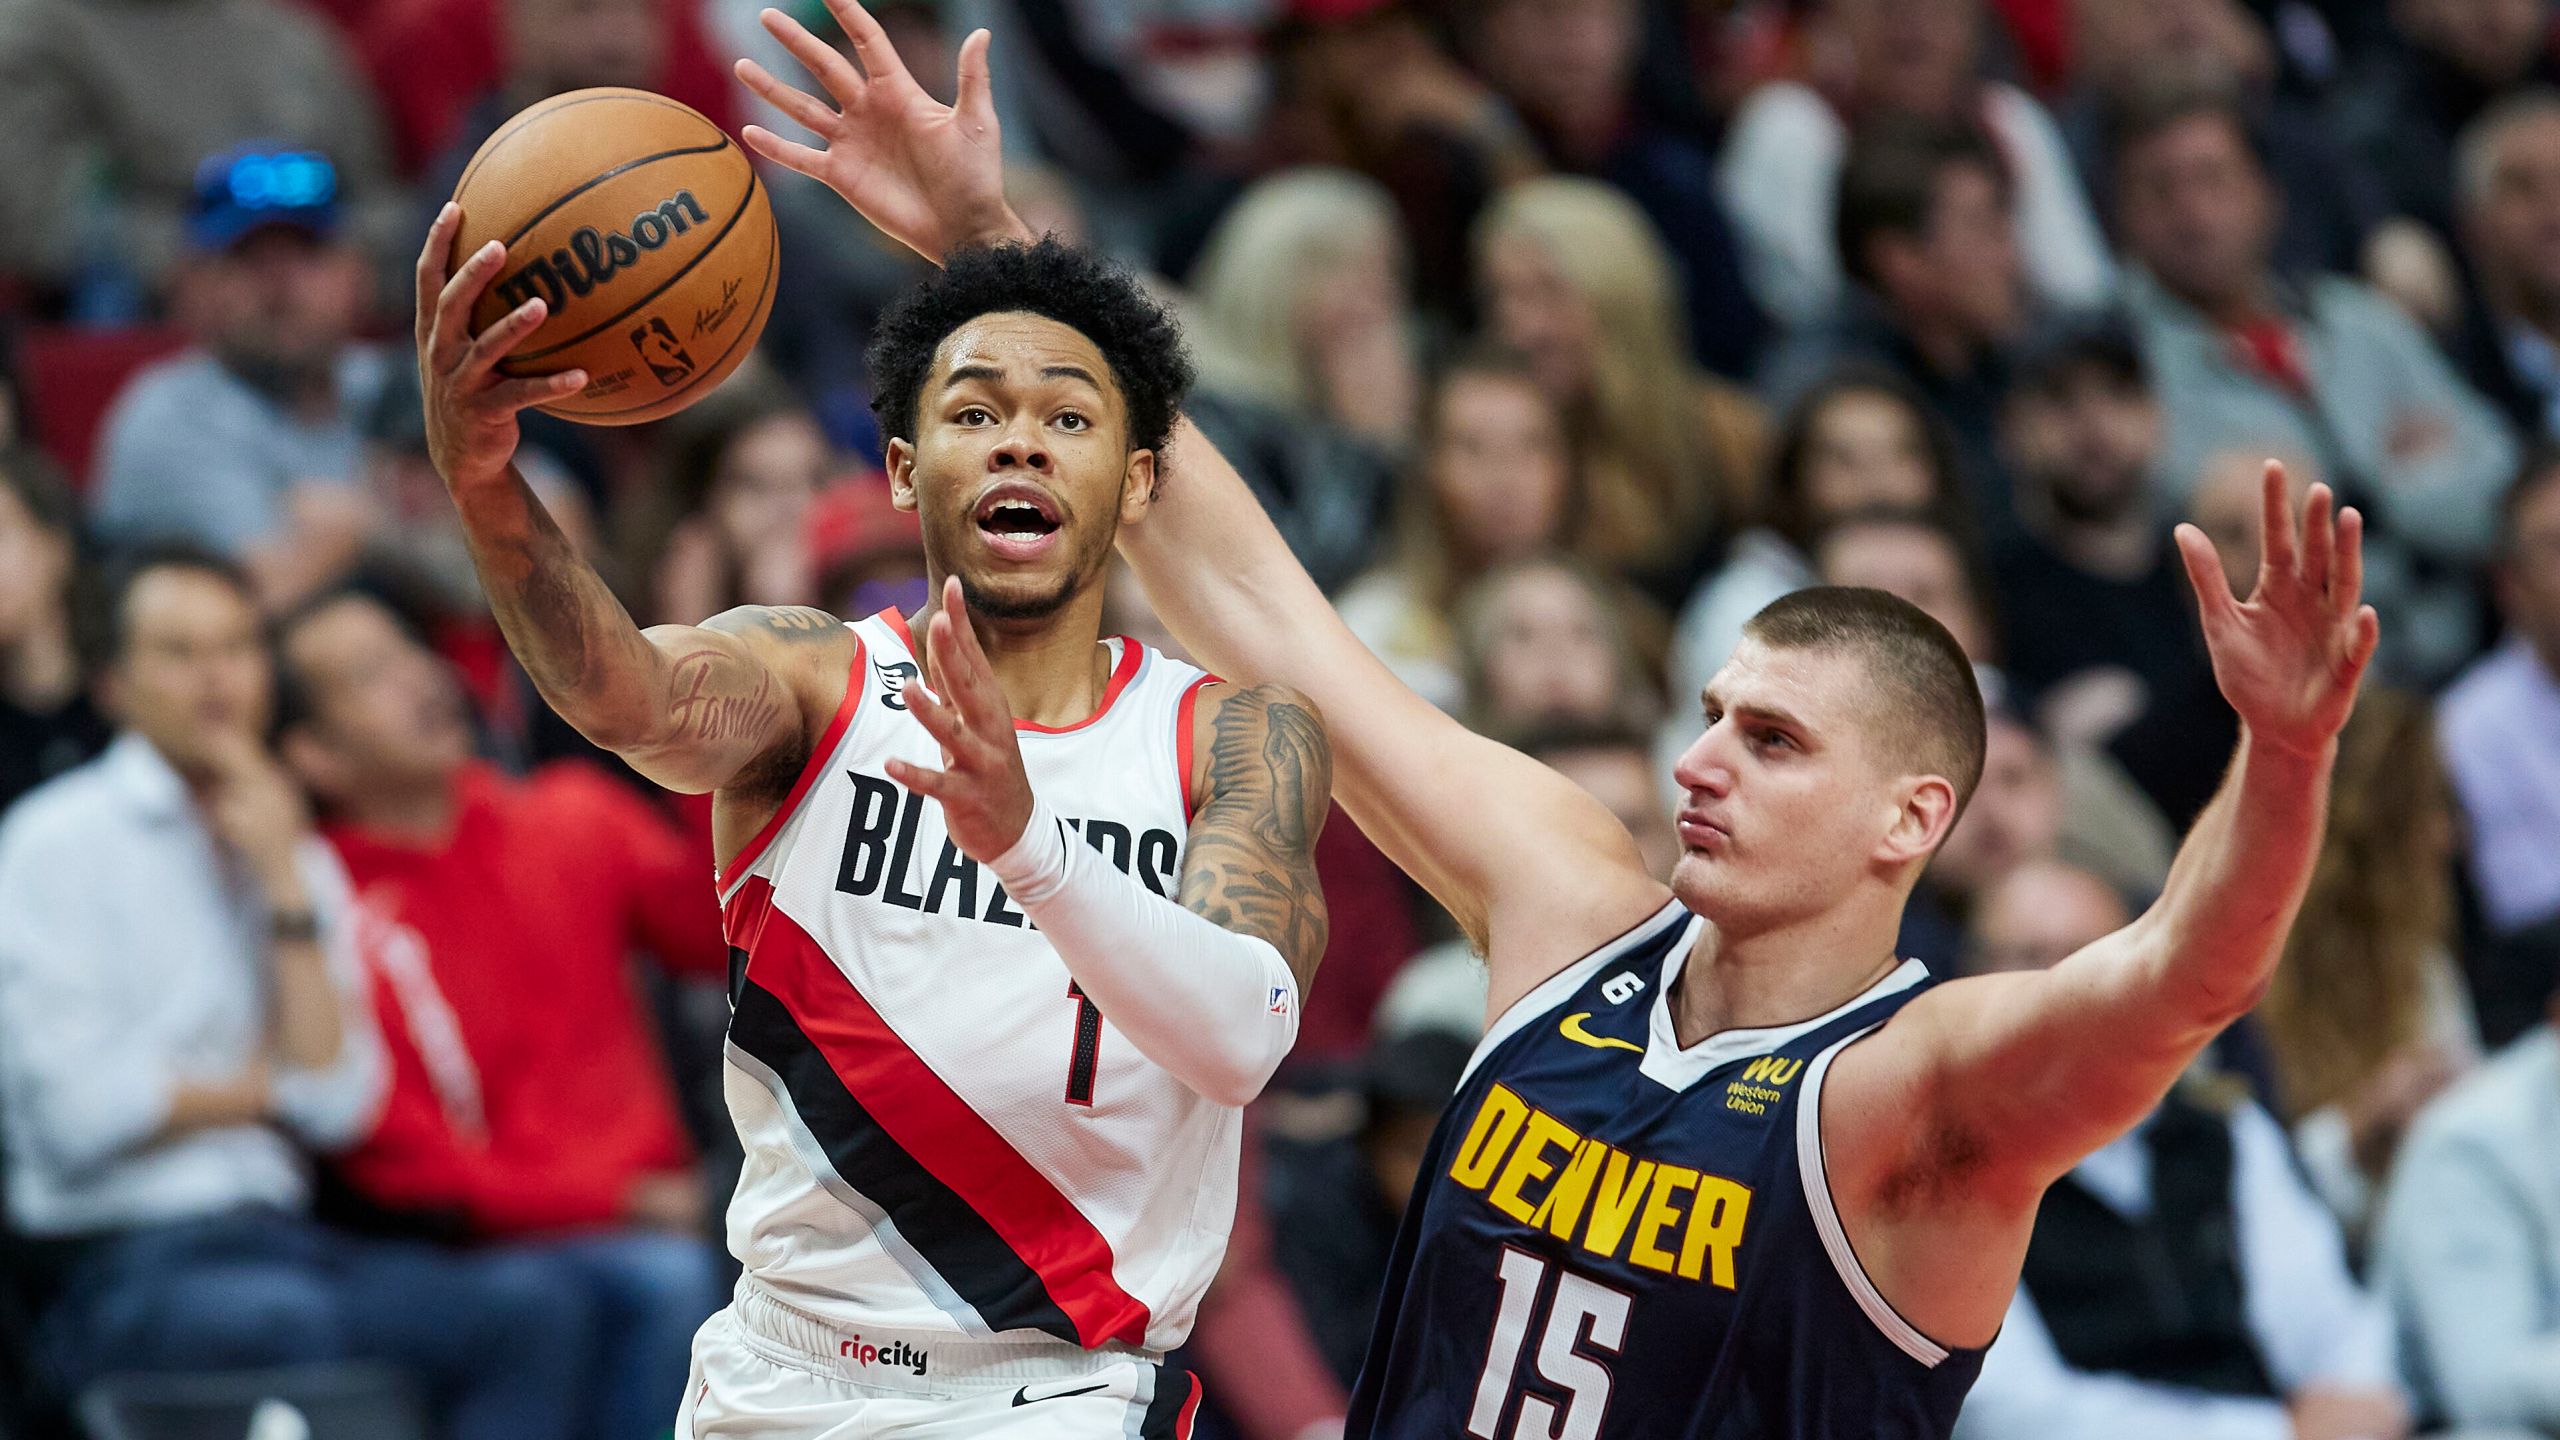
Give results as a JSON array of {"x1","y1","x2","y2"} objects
[{"x1": 1743, "y1": 586, "x2": 1987, "y2": 814}]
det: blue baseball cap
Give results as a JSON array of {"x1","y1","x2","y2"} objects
[{"x1": 188, "y1": 145, "x2": 341, "y2": 252}]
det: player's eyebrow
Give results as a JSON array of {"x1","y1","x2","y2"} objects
[
  {"x1": 941, "y1": 362, "x2": 1102, "y2": 394},
  {"x1": 1701, "y1": 691, "x2": 1811, "y2": 735}
]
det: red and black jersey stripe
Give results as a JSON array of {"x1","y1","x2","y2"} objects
[{"x1": 724, "y1": 888, "x2": 1153, "y2": 1349}]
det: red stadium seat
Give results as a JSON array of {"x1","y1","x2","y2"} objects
[{"x1": 16, "y1": 324, "x2": 190, "y2": 491}]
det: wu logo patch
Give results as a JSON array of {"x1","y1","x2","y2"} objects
[
  {"x1": 876, "y1": 658, "x2": 920, "y2": 710},
  {"x1": 1724, "y1": 1054, "x2": 1803, "y2": 1117},
  {"x1": 1738, "y1": 1056, "x2": 1803, "y2": 1086}
]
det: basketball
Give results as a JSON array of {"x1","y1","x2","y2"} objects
[{"x1": 451, "y1": 87, "x2": 777, "y2": 426}]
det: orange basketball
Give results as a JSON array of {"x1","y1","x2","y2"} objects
[{"x1": 452, "y1": 88, "x2": 777, "y2": 426}]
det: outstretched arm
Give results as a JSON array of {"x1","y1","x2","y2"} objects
[
  {"x1": 735, "y1": 0, "x2": 1671, "y2": 1018},
  {"x1": 1828, "y1": 462, "x2": 2381, "y2": 1345},
  {"x1": 414, "y1": 204, "x2": 845, "y2": 799}
]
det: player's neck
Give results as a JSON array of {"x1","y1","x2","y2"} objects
[
  {"x1": 913, "y1": 586, "x2": 1117, "y2": 729},
  {"x1": 1670, "y1": 905, "x2": 1904, "y2": 1048}
]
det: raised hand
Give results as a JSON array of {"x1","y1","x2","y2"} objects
[
  {"x1": 414, "y1": 203, "x2": 586, "y2": 491},
  {"x1": 734, "y1": 1, "x2": 1029, "y2": 264},
  {"x1": 882, "y1": 577, "x2": 1038, "y2": 861},
  {"x1": 2173, "y1": 460, "x2": 2381, "y2": 758}
]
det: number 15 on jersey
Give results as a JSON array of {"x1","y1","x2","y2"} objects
[{"x1": 1469, "y1": 1248, "x2": 1633, "y2": 1440}]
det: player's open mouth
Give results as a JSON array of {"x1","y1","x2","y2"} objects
[{"x1": 972, "y1": 482, "x2": 1063, "y2": 561}]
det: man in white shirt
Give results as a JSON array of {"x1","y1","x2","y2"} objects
[
  {"x1": 0, "y1": 547, "x2": 595, "y2": 1439},
  {"x1": 2376, "y1": 995, "x2": 2560, "y2": 1435},
  {"x1": 2439, "y1": 454, "x2": 2560, "y2": 940},
  {"x1": 1956, "y1": 861, "x2": 2416, "y2": 1440}
]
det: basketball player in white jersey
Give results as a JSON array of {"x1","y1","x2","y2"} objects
[
  {"x1": 741, "y1": 7, "x2": 2387, "y2": 1436},
  {"x1": 411, "y1": 156, "x2": 1332, "y2": 1435}
]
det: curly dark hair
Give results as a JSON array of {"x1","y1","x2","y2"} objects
[{"x1": 865, "y1": 237, "x2": 1193, "y2": 459}]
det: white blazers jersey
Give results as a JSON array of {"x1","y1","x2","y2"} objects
[{"x1": 714, "y1": 609, "x2": 1227, "y2": 1357}]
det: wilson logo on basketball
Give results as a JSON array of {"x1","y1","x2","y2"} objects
[{"x1": 493, "y1": 190, "x2": 713, "y2": 311}]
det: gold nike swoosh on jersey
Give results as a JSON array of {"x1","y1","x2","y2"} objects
[{"x1": 1559, "y1": 1012, "x2": 1643, "y2": 1053}]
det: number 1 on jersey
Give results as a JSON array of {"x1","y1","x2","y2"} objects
[
  {"x1": 1064, "y1": 981, "x2": 1102, "y2": 1106},
  {"x1": 1469, "y1": 1248, "x2": 1632, "y2": 1440}
]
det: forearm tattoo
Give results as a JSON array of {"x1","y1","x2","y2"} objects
[{"x1": 1179, "y1": 685, "x2": 1333, "y2": 979}]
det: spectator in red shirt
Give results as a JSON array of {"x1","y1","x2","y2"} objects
[{"x1": 275, "y1": 590, "x2": 727, "y2": 1440}]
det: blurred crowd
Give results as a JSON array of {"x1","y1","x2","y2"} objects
[{"x1": 3, "y1": 0, "x2": 2560, "y2": 1438}]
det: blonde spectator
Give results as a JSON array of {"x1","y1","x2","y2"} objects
[
  {"x1": 1453, "y1": 555, "x2": 1664, "y2": 740},
  {"x1": 2260, "y1": 690, "x2": 2481, "y2": 1238},
  {"x1": 1182, "y1": 167, "x2": 1416, "y2": 589},
  {"x1": 1335, "y1": 348, "x2": 1575, "y2": 712},
  {"x1": 1475, "y1": 178, "x2": 1767, "y2": 605},
  {"x1": 1189, "y1": 166, "x2": 1420, "y2": 454}
]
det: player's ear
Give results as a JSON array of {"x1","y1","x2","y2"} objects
[
  {"x1": 1879, "y1": 775, "x2": 1958, "y2": 867},
  {"x1": 1119, "y1": 448, "x2": 1158, "y2": 524},
  {"x1": 886, "y1": 439, "x2": 920, "y2": 513}
]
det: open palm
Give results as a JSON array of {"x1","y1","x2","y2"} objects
[
  {"x1": 2173, "y1": 460, "x2": 2381, "y2": 757},
  {"x1": 734, "y1": 0, "x2": 1021, "y2": 264}
]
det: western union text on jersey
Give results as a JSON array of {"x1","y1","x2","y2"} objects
[{"x1": 1448, "y1": 1084, "x2": 1752, "y2": 1288}]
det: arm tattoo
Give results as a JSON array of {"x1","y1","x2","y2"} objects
[
  {"x1": 745, "y1": 606, "x2": 848, "y2": 641},
  {"x1": 460, "y1": 467, "x2": 639, "y2": 715},
  {"x1": 1179, "y1": 684, "x2": 1333, "y2": 982},
  {"x1": 667, "y1": 650, "x2": 783, "y2": 742}
]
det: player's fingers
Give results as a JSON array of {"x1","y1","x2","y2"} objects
[
  {"x1": 740, "y1": 125, "x2": 831, "y2": 182},
  {"x1": 903, "y1": 673, "x2": 967, "y2": 751},
  {"x1": 881, "y1": 756, "x2": 951, "y2": 800},
  {"x1": 2334, "y1": 506, "x2": 2365, "y2": 619},
  {"x1": 928, "y1": 600, "x2": 1000, "y2": 736},
  {"x1": 736, "y1": 57, "x2": 842, "y2": 136},
  {"x1": 954, "y1": 29, "x2": 997, "y2": 129},
  {"x1": 2300, "y1": 483, "x2": 2334, "y2": 599},
  {"x1": 483, "y1": 369, "x2": 587, "y2": 415},
  {"x1": 761, "y1": 6, "x2": 868, "y2": 106},
  {"x1": 2347, "y1": 605, "x2": 2381, "y2": 677},
  {"x1": 823, "y1": 0, "x2": 916, "y2": 90},
  {"x1": 454, "y1": 297, "x2": 546, "y2": 384},
  {"x1": 2174, "y1": 523, "x2": 2239, "y2": 624},
  {"x1": 414, "y1": 203, "x2": 461, "y2": 347},
  {"x1": 2258, "y1": 459, "x2": 2298, "y2": 576},
  {"x1": 431, "y1": 239, "x2": 508, "y2": 373},
  {"x1": 938, "y1": 576, "x2": 1006, "y2": 717}
]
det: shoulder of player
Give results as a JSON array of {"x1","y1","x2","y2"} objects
[
  {"x1": 699, "y1": 603, "x2": 863, "y2": 706},
  {"x1": 1186, "y1": 680, "x2": 1331, "y2": 819},
  {"x1": 1816, "y1": 975, "x2": 2045, "y2": 1215}
]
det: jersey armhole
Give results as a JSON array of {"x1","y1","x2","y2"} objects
[
  {"x1": 1462, "y1": 899, "x2": 1691, "y2": 1086},
  {"x1": 1796, "y1": 1031, "x2": 1955, "y2": 1369},
  {"x1": 718, "y1": 632, "x2": 867, "y2": 902},
  {"x1": 1175, "y1": 674, "x2": 1219, "y2": 820}
]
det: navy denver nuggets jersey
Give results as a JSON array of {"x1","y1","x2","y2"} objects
[{"x1": 1346, "y1": 901, "x2": 1986, "y2": 1440}]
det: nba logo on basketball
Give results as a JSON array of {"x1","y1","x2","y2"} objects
[{"x1": 630, "y1": 317, "x2": 696, "y2": 384}]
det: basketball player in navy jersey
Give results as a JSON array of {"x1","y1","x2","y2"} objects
[
  {"x1": 744, "y1": 5, "x2": 2383, "y2": 1436},
  {"x1": 413, "y1": 121, "x2": 1334, "y2": 1435}
]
